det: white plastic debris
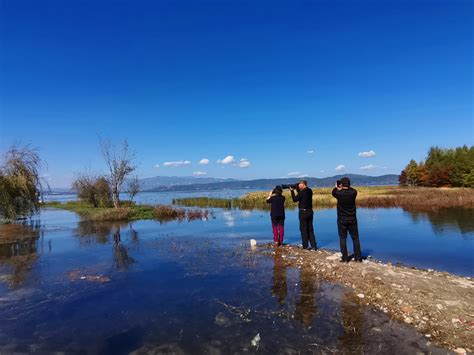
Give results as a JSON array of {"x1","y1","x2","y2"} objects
[{"x1": 250, "y1": 333, "x2": 261, "y2": 348}]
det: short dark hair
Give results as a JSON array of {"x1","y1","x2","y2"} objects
[
  {"x1": 341, "y1": 177, "x2": 350, "y2": 187},
  {"x1": 299, "y1": 179, "x2": 307, "y2": 186}
]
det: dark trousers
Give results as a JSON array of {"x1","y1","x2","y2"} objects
[
  {"x1": 337, "y1": 218, "x2": 362, "y2": 260},
  {"x1": 299, "y1": 210, "x2": 317, "y2": 249}
]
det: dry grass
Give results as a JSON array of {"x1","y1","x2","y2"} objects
[{"x1": 174, "y1": 186, "x2": 474, "y2": 211}]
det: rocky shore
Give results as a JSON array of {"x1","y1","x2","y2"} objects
[{"x1": 258, "y1": 244, "x2": 474, "y2": 354}]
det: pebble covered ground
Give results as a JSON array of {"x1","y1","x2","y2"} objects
[{"x1": 258, "y1": 244, "x2": 474, "y2": 354}]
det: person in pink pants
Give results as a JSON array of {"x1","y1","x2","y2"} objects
[{"x1": 266, "y1": 186, "x2": 286, "y2": 246}]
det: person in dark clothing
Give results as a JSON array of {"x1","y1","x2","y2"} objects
[
  {"x1": 266, "y1": 186, "x2": 285, "y2": 246},
  {"x1": 332, "y1": 177, "x2": 362, "y2": 262},
  {"x1": 290, "y1": 180, "x2": 317, "y2": 250}
]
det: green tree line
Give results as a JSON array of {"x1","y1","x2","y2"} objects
[{"x1": 399, "y1": 145, "x2": 474, "y2": 187}]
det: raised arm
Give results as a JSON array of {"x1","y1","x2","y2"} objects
[
  {"x1": 266, "y1": 190, "x2": 274, "y2": 203},
  {"x1": 290, "y1": 188, "x2": 300, "y2": 202}
]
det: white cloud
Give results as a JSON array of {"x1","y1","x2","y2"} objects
[
  {"x1": 358, "y1": 150, "x2": 376, "y2": 158},
  {"x1": 155, "y1": 164, "x2": 160, "y2": 168},
  {"x1": 193, "y1": 171, "x2": 207, "y2": 176},
  {"x1": 199, "y1": 158, "x2": 209, "y2": 165},
  {"x1": 307, "y1": 150, "x2": 315, "y2": 155},
  {"x1": 287, "y1": 172, "x2": 308, "y2": 178},
  {"x1": 217, "y1": 155, "x2": 235, "y2": 165},
  {"x1": 163, "y1": 160, "x2": 191, "y2": 167},
  {"x1": 335, "y1": 164, "x2": 346, "y2": 172},
  {"x1": 237, "y1": 158, "x2": 251, "y2": 168},
  {"x1": 360, "y1": 164, "x2": 387, "y2": 170}
]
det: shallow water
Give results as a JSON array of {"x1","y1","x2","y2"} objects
[
  {"x1": 43, "y1": 189, "x2": 258, "y2": 205},
  {"x1": 0, "y1": 208, "x2": 468, "y2": 354}
]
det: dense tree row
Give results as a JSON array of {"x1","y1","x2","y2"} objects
[{"x1": 399, "y1": 146, "x2": 474, "y2": 187}]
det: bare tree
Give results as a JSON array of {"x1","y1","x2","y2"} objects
[
  {"x1": 99, "y1": 138, "x2": 136, "y2": 208},
  {"x1": 127, "y1": 175, "x2": 140, "y2": 203}
]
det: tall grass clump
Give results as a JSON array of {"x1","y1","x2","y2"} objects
[{"x1": 172, "y1": 197, "x2": 233, "y2": 209}]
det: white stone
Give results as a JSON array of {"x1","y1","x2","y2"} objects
[
  {"x1": 250, "y1": 333, "x2": 261, "y2": 347},
  {"x1": 326, "y1": 254, "x2": 340, "y2": 261}
]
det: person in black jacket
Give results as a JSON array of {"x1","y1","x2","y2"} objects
[
  {"x1": 332, "y1": 177, "x2": 362, "y2": 262},
  {"x1": 290, "y1": 180, "x2": 317, "y2": 250},
  {"x1": 266, "y1": 186, "x2": 285, "y2": 246}
]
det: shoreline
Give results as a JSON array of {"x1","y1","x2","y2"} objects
[{"x1": 257, "y1": 244, "x2": 474, "y2": 353}]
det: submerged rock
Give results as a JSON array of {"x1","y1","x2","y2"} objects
[
  {"x1": 130, "y1": 343, "x2": 186, "y2": 355},
  {"x1": 214, "y1": 312, "x2": 230, "y2": 327}
]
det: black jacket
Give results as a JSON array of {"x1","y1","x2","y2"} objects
[
  {"x1": 332, "y1": 187, "x2": 357, "y2": 219},
  {"x1": 267, "y1": 194, "x2": 285, "y2": 217},
  {"x1": 291, "y1": 187, "x2": 313, "y2": 210}
]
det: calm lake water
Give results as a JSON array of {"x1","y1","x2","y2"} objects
[
  {"x1": 42, "y1": 190, "x2": 474, "y2": 275},
  {"x1": 0, "y1": 191, "x2": 472, "y2": 353}
]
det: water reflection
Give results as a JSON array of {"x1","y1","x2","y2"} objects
[
  {"x1": 294, "y1": 267, "x2": 319, "y2": 328},
  {"x1": 75, "y1": 220, "x2": 129, "y2": 244},
  {"x1": 113, "y1": 228, "x2": 135, "y2": 270},
  {"x1": 406, "y1": 208, "x2": 474, "y2": 236},
  {"x1": 271, "y1": 249, "x2": 288, "y2": 305},
  {"x1": 339, "y1": 293, "x2": 364, "y2": 353},
  {"x1": 0, "y1": 223, "x2": 42, "y2": 288}
]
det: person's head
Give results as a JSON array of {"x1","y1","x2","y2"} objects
[
  {"x1": 341, "y1": 177, "x2": 351, "y2": 188},
  {"x1": 273, "y1": 186, "x2": 283, "y2": 195},
  {"x1": 298, "y1": 179, "x2": 307, "y2": 190}
]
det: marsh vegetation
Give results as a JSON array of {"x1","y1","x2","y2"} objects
[
  {"x1": 173, "y1": 186, "x2": 474, "y2": 211},
  {"x1": 43, "y1": 201, "x2": 211, "y2": 223}
]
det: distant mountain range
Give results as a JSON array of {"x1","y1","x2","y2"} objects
[
  {"x1": 142, "y1": 174, "x2": 399, "y2": 192},
  {"x1": 138, "y1": 176, "x2": 237, "y2": 191},
  {"x1": 47, "y1": 174, "x2": 399, "y2": 194}
]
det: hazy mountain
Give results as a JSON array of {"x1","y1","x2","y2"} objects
[
  {"x1": 138, "y1": 176, "x2": 237, "y2": 191},
  {"x1": 48, "y1": 174, "x2": 399, "y2": 194},
  {"x1": 143, "y1": 174, "x2": 399, "y2": 192}
]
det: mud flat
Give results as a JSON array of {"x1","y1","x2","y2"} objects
[{"x1": 258, "y1": 244, "x2": 474, "y2": 353}]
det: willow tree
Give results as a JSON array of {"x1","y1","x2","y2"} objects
[
  {"x1": 0, "y1": 145, "x2": 45, "y2": 220},
  {"x1": 99, "y1": 139, "x2": 136, "y2": 208}
]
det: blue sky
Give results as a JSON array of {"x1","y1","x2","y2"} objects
[{"x1": 1, "y1": 0, "x2": 472, "y2": 187}]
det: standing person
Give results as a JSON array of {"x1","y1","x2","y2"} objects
[
  {"x1": 290, "y1": 180, "x2": 317, "y2": 250},
  {"x1": 332, "y1": 177, "x2": 362, "y2": 262},
  {"x1": 266, "y1": 186, "x2": 285, "y2": 246}
]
